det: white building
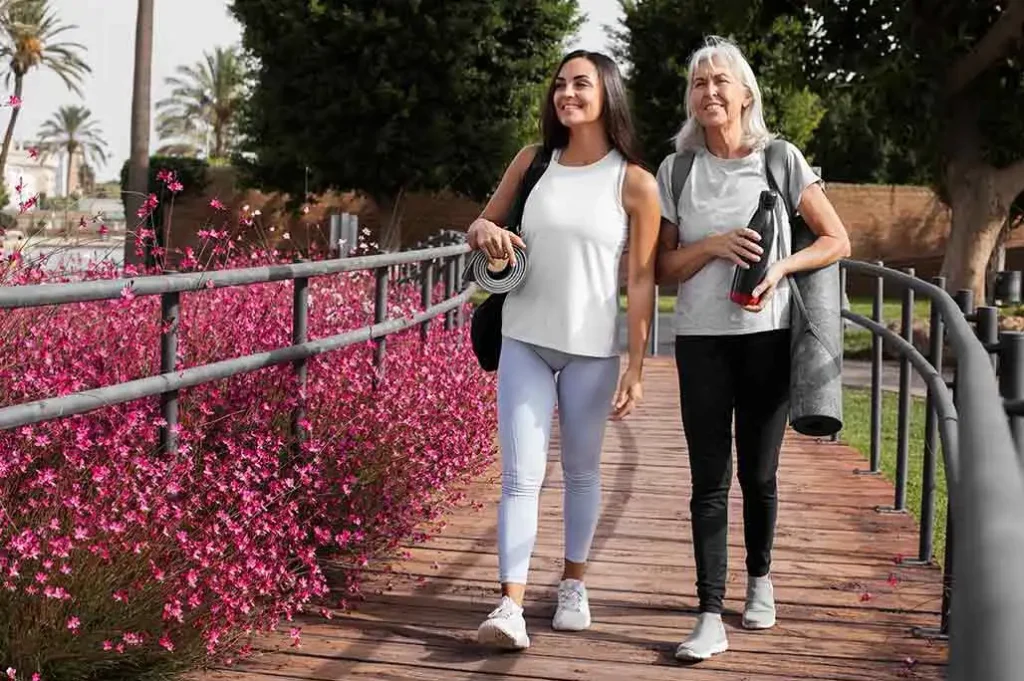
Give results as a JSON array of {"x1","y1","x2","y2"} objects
[{"x1": 3, "y1": 140, "x2": 60, "y2": 209}]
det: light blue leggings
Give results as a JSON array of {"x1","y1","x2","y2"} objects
[{"x1": 496, "y1": 336, "x2": 621, "y2": 584}]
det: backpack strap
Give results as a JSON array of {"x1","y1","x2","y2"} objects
[
  {"x1": 506, "y1": 145, "x2": 553, "y2": 236},
  {"x1": 670, "y1": 149, "x2": 696, "y2": 209},
  {"x1": 762, "y1": 140, "x2": 793, "y2": 218}
]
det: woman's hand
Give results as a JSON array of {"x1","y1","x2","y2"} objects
[
  {"x1": 467, "y1": 218, "x2": 525, "y2": 266},
  {"x1": 611, "y1": 367, "x2": 643, "y2": 420},
  {"x1": 706, "y1": 228, "x2": 763, "y2": 268},
  {"x1": 743, "y1": 262, "x2": 787, "y2": 312}
]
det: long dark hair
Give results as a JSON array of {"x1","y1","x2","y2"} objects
[{"x1": 539, "y1": 49, "x2": 645, "y2": 168}]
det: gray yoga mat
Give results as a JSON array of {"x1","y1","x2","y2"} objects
[{"x1": 787, "y1": 222, "x2": 844, "y2": 437}]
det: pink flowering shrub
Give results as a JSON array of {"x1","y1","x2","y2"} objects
[{"x1": 0, "y1": 188, "x2": 495, "y2": 679}]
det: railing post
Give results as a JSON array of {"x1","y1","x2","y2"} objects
[
  {"x1": 291, "y1": 276, "x2": 309, "y2": 445},
  {"x1": 889, "y1": 267, "x2": 914, "y2": 512},
  {"x1": 455, "y1": 254, "x2": 465, "y2": 329},
  {"x1": 649, "y1": 284, "x2": 660, "y2": 357},
  {"x1": 922, "y1": 287, "x2": 972, "y2": 638},
  {"x1": 833, "y1": 266, "x2": 848, "y2": 443},
  {"x1": 977, "y1": 306, "x2": 1000, "y2": 371},
  {"x1": 374, "y1": 267, "x2": 388, "y2": 371},
  {"x1": 420, "y1": 260, "x2": 434, "y2": 343},
  {"x1": 999, "y1": 331, "x2": 1024, "y2": 461},
  {"x1": 444, "y1": 257, "x2": 456, "y2": 331},
  {"x1": 867, "y1": 261, "x2": 884, "y2": 474},
  {"x1": 159, "y1": 291, "x2": 180, "y2": 456},
  {"x1": 952, "y1": 288, "x2": 974, "y2": 402},
  {"x1": 915, "y1": 276, "x2": 944, "y2": 564}
]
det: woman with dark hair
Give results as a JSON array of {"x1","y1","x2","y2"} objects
[{"x1": 465, "y1": 50, "x2": 661, "y2": 650}]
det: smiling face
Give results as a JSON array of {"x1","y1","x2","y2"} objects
[
  {"x1": 688, "y1": 55, "x2": 751, "y2": 133},
  {"x1": 552, "y1": 56, "x2": 604, "y2": 128}
]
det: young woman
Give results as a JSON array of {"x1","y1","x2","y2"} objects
[
  {"x1": 655, "y1": 36, "x2": 851, "y2": 661},
  {"x1": 465, "y1": 50, "x2": 661, "y2": 650}
]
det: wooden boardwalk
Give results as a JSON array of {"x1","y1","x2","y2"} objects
[{"x1": 201, "y1": 357, "x2": 948, "y2": 680}]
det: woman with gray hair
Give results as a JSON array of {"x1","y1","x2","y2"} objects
[{"x1": 655, "y1": 36, "x2": 850, "y2": 661}]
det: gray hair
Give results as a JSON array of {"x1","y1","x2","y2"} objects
[{"x1": 674, "y1": 36, "x2": 775, "y2": 153}]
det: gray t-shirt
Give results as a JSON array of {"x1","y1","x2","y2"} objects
[{"x1": 655, "y1": 141, "x2": 821, "y2": 336}]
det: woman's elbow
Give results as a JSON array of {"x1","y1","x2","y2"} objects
[{"x1": 836, "y1": 233, "x2": 852, "y2": 260}]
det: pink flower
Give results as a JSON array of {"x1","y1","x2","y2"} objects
[
  {"x1": 7, "y1": 95, "x2": 21, "y2": 108},
  {"x1": 210, "y1": 198, "x2": 226, "y2": 211},
  {"x1": 136, "y1": 193, "x2": 159, "y2": 219},
  {"x1": 66, "y1": 615, "x2": 80, "y2": 633}
]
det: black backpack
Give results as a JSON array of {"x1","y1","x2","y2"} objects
[{"x1": 469, "y1": 146, "x2": 553, "y2": 372}]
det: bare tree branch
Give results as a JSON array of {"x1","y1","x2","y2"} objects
[{"x1": 946, "y1": 0, "x2": 1024, "y2": 96}]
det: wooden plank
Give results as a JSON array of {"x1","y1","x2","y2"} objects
[{"x1": 192, "y1": 357, "x2": 947, "y2": 681}]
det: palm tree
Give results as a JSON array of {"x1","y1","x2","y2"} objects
[
  {"x1": 35, "y1": 104, "x2": 108, "y2": 198},
  {"x1": 155, "y1": 45, "x2": 246, "y2": 161},
  {"x1": 124, "y1": 0, "x2": 153, "y2": 267},
  {"x1": 0, "y1": 0, "x2": 89, "y2": 183}
]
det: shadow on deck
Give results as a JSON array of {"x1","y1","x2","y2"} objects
[{"x1": 199, "y1": 357, "x2": 946, "y2": 680}]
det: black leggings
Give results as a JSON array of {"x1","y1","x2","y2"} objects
[{"x1": 674, "y1": 330, "x2": 791, "y2": 614}]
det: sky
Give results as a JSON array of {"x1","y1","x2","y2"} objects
[{"x1": 14, "y1": 0, "x2": 623, "y2": 183}]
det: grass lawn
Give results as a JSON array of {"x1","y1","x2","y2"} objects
[
  {"x1": 840, "y1": 386, "x2": 947, "y2": 563},
  {"x1": 843, "y1": 296, "x2": 932, "y2": 359}
]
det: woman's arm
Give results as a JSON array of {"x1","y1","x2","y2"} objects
[
  {"x1": 781, "y1": 183, "x2": 852, "y2": 272},
  {"x1": 747, "y1": 182, "x2": 852, "y2": 308},
  {"x1": 657, "y1": 222, "x2": 764, "y2": 284},
  {"x1": 466, "y1": 144, "x2": 540, "y2": 263},
  {"x1": 621, "y1": 164, "x2": 662, "y2": 378}
]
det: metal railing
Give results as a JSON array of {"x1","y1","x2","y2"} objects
[
  {"x1": 840, "y1": 260, "x2": 1024, "y2": 680},
  {"x1": 0, "y1": 244, "x2": 473, "y2": 454}
]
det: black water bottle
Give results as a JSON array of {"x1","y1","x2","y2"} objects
[{"x1": 729, "y1": 190, "x2": 777, "y2": 307}]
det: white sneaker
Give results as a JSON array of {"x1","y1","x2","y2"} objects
[
  {"x1": 552, "y1": 578, "x2": 591, "y2": 631},
  {"x1": 477, "y1": 596, "x2": 530, "y2": 650}
]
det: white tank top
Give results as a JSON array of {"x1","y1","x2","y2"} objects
[{"x1": 501, "y1": 147, "x2": 629, "y2": 357}]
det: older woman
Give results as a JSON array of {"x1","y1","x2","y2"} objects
[{"x1": 655, "y1": 36, "x2": 850, "y2": 661}]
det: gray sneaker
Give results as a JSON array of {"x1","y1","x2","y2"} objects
[
  {"x1": 675, "y1": 612, "x2": 729, "y2": 661},
  {"x1": 742, "y1": 574, "x2": 776, "y2": 629}
]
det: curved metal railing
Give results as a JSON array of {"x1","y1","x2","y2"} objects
[{"x1": 840, "y1": 260, "x2": 1024, "y2": 681}]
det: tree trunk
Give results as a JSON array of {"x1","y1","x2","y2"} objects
[
  {"x1": 0, "y1": 74, "x2": 25, "y2": 192},
  {"x1": 123, "y1": 0, "x2": 154, "y2": 268},
  {"x1": 940, "y1": 188, "x2": 1004, "y2": 300},
  {"x1": 213, "y1": 121, "x2": 224, "y2": 160},
  {"x1": 377, "y1": 188, "x2": 406, "y2": 252},
  {"x1": 938, "y1": 96, "x2": 1024, "y2": 300}
]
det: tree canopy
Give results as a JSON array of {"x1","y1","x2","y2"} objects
[
  {"x1": 229, "y1": 0, "x2": 581, "y2": 249},
  {"x1": 806, "y1": 0, "x2": 1024, "y2": 295}
]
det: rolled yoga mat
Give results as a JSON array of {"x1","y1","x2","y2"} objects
[
  {"x1": 465, "y1": 245, "x2": 529, "y2": 294},
  {"x1": 787, "y1": 223, "x2": 844, "y2": 438}
]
